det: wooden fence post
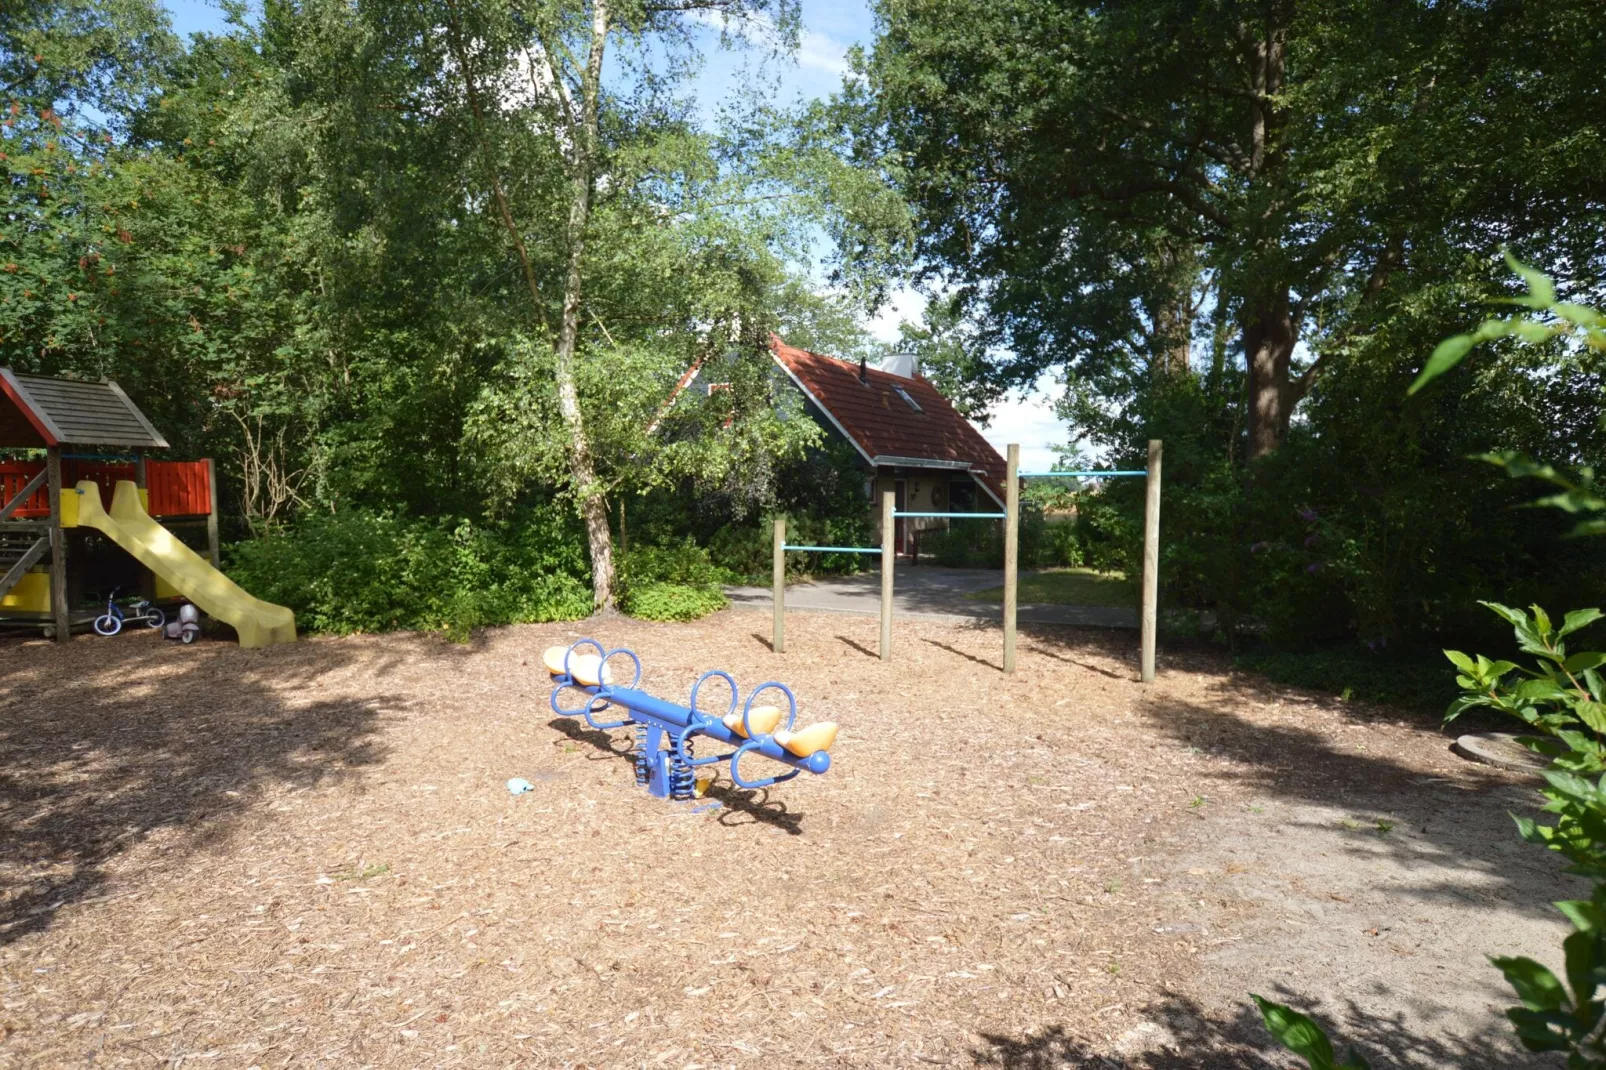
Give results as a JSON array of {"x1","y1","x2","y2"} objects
[
  {"x1": 1141, "y1": 439, "x2": 1162, "y2": 683},
  {"x1": 880, "y1": 484, "x2": 895, "y2": 661},
  {"x1": 47, "y1": 447, "x2": 68, "y2": 643},
  {"x1": 772, "y1": 515, "x2": 785, "y2": 653},
  {"x1": 1003, "y1": 444, "x2": 1019, "y2": 673},
  {"x1": 205, "y1": 457, "x2": 221, "y2": 569}
]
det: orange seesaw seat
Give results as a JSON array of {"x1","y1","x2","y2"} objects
[
  {"x1": 722, "y1": 705, "x2": 784, "y2": 738},
  {"x1": 772, "y1": 722, "x2": 839, "y2": 758},
  {"x1": 542, "y1": 646, "x2": 613, "y2": 687},
  {"x1": 721, "y1": 707, "x2": 840, "y2": 756}
]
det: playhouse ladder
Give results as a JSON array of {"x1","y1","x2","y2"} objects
[{"x1": 0, "y1": 524, "x2": 49, "y2": 601}]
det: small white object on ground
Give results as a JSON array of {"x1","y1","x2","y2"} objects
[{"x1": 506, "y1": 777, "x2": 535, "y2": 795}]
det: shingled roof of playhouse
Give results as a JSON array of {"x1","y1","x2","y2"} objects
[
  {"x1": 0, "y1": 368, "x2": 168, "y2": 449},
  {"x1": 770, "y1": 336, "x2": 1007, "y2": 508}
]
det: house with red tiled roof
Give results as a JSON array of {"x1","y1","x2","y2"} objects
[{"x1": 770, "y1": 336, "x2": 1008, "y2": 555}]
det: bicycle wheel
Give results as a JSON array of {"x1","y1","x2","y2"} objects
[
  {"x1": 93, "y1": 613, "x2": 121, "y2": 636},
  {"x1": 143, "y1": 607, "x2": 166, "y2": 629}
]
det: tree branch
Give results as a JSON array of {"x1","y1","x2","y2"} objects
[{"x1": 442, "y1": 0, "x2": 551, "y2": 331}]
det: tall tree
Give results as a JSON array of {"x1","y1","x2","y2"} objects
[
  {"x1": 854, "y1": 0, "x2": 1606, "y2": 456},
  {"x1": 433, "y1": 0, "x2": 802, "y2": 608}
]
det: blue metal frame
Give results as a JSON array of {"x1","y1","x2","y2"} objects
[
  {"x1": 781, "y1": 544, "x2": 881, "y2": 554},
  {"x1": 892, "y1": 511, "x2": 1007, "y2": 519},
  {"x1": 546, "y1": 640, "x2": 832, "y2": 800},
  {"x1": 1017, "y1": 470, "x2": 1146, "y2": 478}
]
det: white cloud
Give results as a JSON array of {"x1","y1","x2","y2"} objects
[
  {"x1": 687, "y1": 8, "x2": 849, "y2": 78},
  {"x1": 795, "y1": 29, "x2": 851, "y2": 76},
  {"x1": 974, "y1": 379, "x2": 1068, "y2": 475},
  {"x1": 866, "y1": 284, "x2": 926, "y2": 344}
]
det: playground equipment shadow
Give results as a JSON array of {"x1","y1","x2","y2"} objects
[
  {"x1": 725, "y1": 564, "x2": 1140, "y2": 628},
  {"x1": 0, "y1": 612, "x2": 1569, "y2": 1068}
]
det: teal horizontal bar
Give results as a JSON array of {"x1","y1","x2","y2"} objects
[
  {"x1": 782, "y1": 545, "x2": 882, "y2": 554},
  {"x1": 894, "y1": 511, "x2": 1007, "y2": 519},
  {"x1": 1018, "y1": 470, "x2": 1146, "y2": 478}
]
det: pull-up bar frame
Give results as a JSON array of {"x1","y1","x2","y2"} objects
[{"x1": 769, "y1": 439, "x2": 1162, "y2": 682}]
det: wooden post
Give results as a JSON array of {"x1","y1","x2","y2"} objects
[
  {"x1": 880, "y1": 484, "x2": 895, "y2": 661},
  {"x1": 1003, "y1": 443, "x2": 1019, "y2": 674},
  {"x1": 205, "y1": 457, "x2": 221, "y2": 569},
  {"x1": 46, "y1": 447, "x2": 68, "y2": 643},
  {"x1": 1141, "y1": 439, "x2": 1162, "y2": 683},
  {"x1": 134, "y1": 449, "x2": 147, "y2": 488},
  {"x1": 772, "y1": 515, "x2": 785, "y2": 654}
]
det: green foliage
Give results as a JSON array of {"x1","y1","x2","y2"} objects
[
  {"x1": 1434, "y1": 601, "x2": 1606, "y2": 1066},
  {"x1": 1251, "y1": 996, "x2": 1370, "y2": 1070},
  {"x1": 226, "y1": 508, "x2": 592, "y2": 639},
  {"x1": 851, "y1": 0, "x2": 1604, "y2": 454},
  {"x1": 619, "y1": 582, "x2": 729, "y2": 623},
  {"x1": 1257, "y1": 277, "x2": 1606, "y2": 1069},
  {"x1": 1446, "y1": 603, "x2": 1606, "y2": 876},
  {"x1": 616, "y1": 539, "x2": 729, "y2": 621},
  {"x1": 1411, "y1": 252, "x2": 1606, "y2": 396},
  {"x1": 1233, "y1": 646, "x2": 1458, "y2": 713},
  {"x1": 915, "y1": 507, "x2": 1067, "y2": 570}
]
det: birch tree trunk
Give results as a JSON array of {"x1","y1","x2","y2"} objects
[{"x1": 552, "y1": 0, "x2": 615, "y2": 609}]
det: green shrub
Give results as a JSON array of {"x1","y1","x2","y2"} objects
[
  {"x1": 616, "y1": 538, "x2": 729, "y2": 621},
  {"x1": 227, "y1": 507, "x2": 592, "y2": 637},
  {"x1": 620, "y1": 581, "x2": 729, "y2": 621},
  {"x1": 706, "y1": 512, "x2": 876, "y2": 583}
]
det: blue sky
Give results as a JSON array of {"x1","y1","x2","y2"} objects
[{"x1": 160, "y1": 0, "x2": 1068, "y2": 468}]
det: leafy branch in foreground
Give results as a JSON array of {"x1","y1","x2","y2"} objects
[
  {"x1": 1409, "y1": 251, "x2": 1606, "y2": 396},
  {"x1": 1251, "y1": 996, "x2": 1369, "y2": 1069},
  {"x1": 1258, "y1": 270, "x2": 1606, "y2": 1067}
]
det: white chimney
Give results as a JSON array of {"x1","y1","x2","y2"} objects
[{"x1": 881, "y1": 352, "x2": 919, "y2": 379}]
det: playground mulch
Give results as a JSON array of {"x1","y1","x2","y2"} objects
[{"x1": 0, "y1": 610, "x2": 1575, "y2": 1068}]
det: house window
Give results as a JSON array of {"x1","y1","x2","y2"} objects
[
  {"x1": 891, "y1": 385, "x2": 922, "y2": 412},
  {"x1": 950, "y1": 480, "x2": 977, "y2": 512}
]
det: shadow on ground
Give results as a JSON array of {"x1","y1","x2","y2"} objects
[
  {"x1": 0, "y1": 633, "x2": 393, "y2": 945},
  {"x1": 1130, "y1": 680, "x2": 1575, "y2": 917},
  {"x1": 549, "y1": 712, "x2": 814, "y2": 834},
  {"x1": 969, "y1": 989, "x2": 1534, "y2": 1068}
]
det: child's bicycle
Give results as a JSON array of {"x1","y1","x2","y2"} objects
[{"x1": 93, "y1": 589, "x2": 166, "y2": 636}]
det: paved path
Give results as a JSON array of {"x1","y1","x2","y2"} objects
[{"x1": 725, "y1": 566, "x2": 1138, "y2": 628}]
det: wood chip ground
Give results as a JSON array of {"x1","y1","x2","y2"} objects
[{"x1": 0, "y1": 610, "x2": 1576, "y2": 1067}]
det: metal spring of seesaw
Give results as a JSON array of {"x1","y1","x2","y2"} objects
[
  {"x1": 633, "y1": 723, "x2": 650, "y2": 786},
  {"x1": 669, "y1": 739, "x2": 696, "y2": 801}
]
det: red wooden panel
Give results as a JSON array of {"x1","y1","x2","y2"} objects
[
  {"x1": 0, "y1": 461, "x2": 48, "y2": 517},
  {"x1": 147, "y1": 460, "x2": 211, "y2": 517},
  {"x1": 0, "y1": 458, "x2": 212, "y2": 517}
]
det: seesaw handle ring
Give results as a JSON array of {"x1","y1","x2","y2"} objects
[
  {"x1": 742, "y1": 682, "x2": 798, "y2": 735},
  {"x1": 550, "y1": 638, "x2": 615, "y2": 720},
  {"x1": 580, "y1": 689, "x2": 629, "y2": 731},
  {"x1": 729, "y1": 740, "x2": 802, "y2": 790},
  {"x1": 673, "y1": 723, "x2": 735, "y2": 767},
  {"x1": 689, "y1": 670, "x2": 739, "y2": 722},
  {"x1": 602, "y1": 646, "x2": 642, "y2": 689},
  {"x1": 562, "y1": 637, "x2": 606, "y2": 680}
]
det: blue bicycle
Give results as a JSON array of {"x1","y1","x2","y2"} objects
[{"x1": 93, "y1": 588, "x2": 165, "y2": 636}]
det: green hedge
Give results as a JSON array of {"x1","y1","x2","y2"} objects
[
  {"x1": 228, "y1": 508, "x2": 592, "y2": 639},
  {"x1": 616, "y1": 538, "x2": 729, "y2": 621}
]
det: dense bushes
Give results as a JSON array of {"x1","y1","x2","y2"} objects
[
  {"x1": 228, "y1": 508, "x2": 593, "y2": 639},
  {"x1": 615, "y1": 539, "x2": 730, "y2": 621},
  {"x1": 915, "y1": 507, "x2": 1074, "y2": 570}
]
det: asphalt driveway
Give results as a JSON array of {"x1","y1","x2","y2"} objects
[{"x1": 725, "y1": 565, "x2": 1139, "y2": 628}]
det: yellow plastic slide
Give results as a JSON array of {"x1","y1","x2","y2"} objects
[{"x1": 72, "y1": 479, "x2": 296, "y2": 648}]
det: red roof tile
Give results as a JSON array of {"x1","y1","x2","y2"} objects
[{"x1": 771, "y1": 336, "x2": 1007, "y2": 507}]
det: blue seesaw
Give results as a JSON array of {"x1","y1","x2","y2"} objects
[{"x1": 541, "y1": 640, "x2": 839, "y2": 801}]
